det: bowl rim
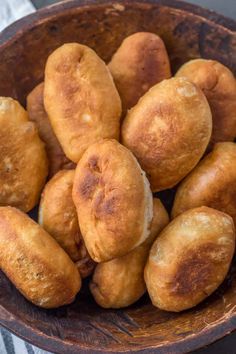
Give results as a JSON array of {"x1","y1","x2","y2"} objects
[
  {"x1": 0, "y1": 0, "x2": 235, "y2": 48},
  {"x1": 0, "y1": 0, "x2": 236, "y2": 353},
  {"x1": 1, "y1": 295, "x2": 236, "y2": 354}
]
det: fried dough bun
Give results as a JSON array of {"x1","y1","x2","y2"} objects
[
  {"x1": 27, "y1": 82, "x2": 75, "y2": 177},
  {"x1": 39, "y1": 170, "x2": 95, "y2": 278},
  {"x1": 172, "y1": 142, "x2": 236, "y2": 224},
  {"x1": 176, "y1": 59, "x2": 236, "y2": 148},
  {"x1": 44, "y1": 43, "x2": 121, "y2": 163},
  {"x1": 0, "y1": 97, "x2": 48, "y2": 212},
  {"x1": 145, "y1": 207, "x2": 235, "y2": 312},
  {"x1": 0, "y1": 207, "x2": 81, "y2": 308},
  {"x1": 90, "y1": 199, "x2": 169, "y2": 308},
  {"x1": 72, "y1": 139, "x2": 153, "y2": 262},
  {"x1": 108, "y1": 32, "x2": 171, "y2": 115},
  {"x1": 122, "y1": 77, "x2": 212, "y2": 192}
]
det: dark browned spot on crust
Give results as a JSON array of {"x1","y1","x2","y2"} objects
[
  {"x1": 55, "y1": 62, "x2": 72, "y2": 74},
  {"x1": 137, "y1": 40, "x2": 170, "y2": 87},
  {"x1": 102, "y1": 196, "x2": 117, "y2": 215},
  {"x1": 98, "y1": 196, "x2": 117, "y2": 216},
  {"x1": 171, "y1": 243, "x2": 229, "y2": 296},
  {"x1": 78, "y1": 172, "x2": 99, "y2": 200},
  {"x1": 62, "y1": 82, "x2": 80, "y2": 97},
  {"x1": 93, "y1": 189, "x2": 117, "y2": 217},
  {"x1": 133, "y1": 103, "x2": 178, "y2": 166},
  {"x1": 88, "y1": 155, "x2": 100, "y2": 173}
]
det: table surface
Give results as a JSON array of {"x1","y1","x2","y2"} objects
[{"x1": 2, "y1": 1, "x2": 236, "y2": 353}]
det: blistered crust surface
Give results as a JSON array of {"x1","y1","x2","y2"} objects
[
  {"x1": 0, "y1": 207, "x2": 81, "y2": 308},
  {"x1": 122, "y1": 77, "x2": 212, "y2": 192},
  {"x1": 27, "y1": 82, "x2": 75, "y2": 177},
  {"x1": 72, "y1": 139, "x2": 153, "y2": 262},
  {"x1": 108, "y1": 32, "x2": 171, "y2": 114},
  {"x1": 0, "y1": 97, "x2": 48, "y2": 212},
  {"x1": 44, "y1": 43, "x2": 121, "y2": 162},
  {"x1": 172, "y1": 142, "x2": 236, "y2": 224},
  {"x1": 145, "y1": 207, "x2": 235, "y2": 312},
  {"x1": 90, "y1": 198, "x2": 169, "y2": 308},
  {"x1": 176, "y1": 59, "x2": 236, "y2": 147}
]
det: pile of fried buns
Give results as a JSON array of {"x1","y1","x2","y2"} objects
[{"x1": 0, "y1": 32, "x2": 236, "y2": 312}]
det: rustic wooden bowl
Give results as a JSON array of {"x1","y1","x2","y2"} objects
[{"x1": 0, "y1": 1, "x2": 236, "y2": 353}]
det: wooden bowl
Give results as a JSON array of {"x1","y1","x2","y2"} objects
[{"x1": 0, "y1": 1, "x2": 236, "y2": 353}]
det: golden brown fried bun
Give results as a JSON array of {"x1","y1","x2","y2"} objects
[
  {"x1": 172, "y1": 142, "x2": 236, "y2": 224},
  {"x1": 44, "y1": 43, "x2": 121, "y2": 163},
  {"x1": 39, "y1": 170, "x2": 84, "y2": 261},
  {"x1": 90, "y1": 199, "x2": 169, "y2": 308},
  {"x1": 145, "y1": 207, "x2": 235, "y2": 312},
  {"x1": 0, "y1": 97, "x2": 48, "y2": 212},
  {"x1": 39, "y1": 170, "x2": 95, "y2": 278},
  {"x1": 27, "y1": 82, "x2": 75, "y2": 177},
  {"x1": 176, "y1": 59, "x2": 236, "y2": 147},
  {"x1": 72, "y1": 139, "x2": 153, "y2": 262},
  {"x1": 108, "y1": 32, "x2": 171, "y2": 114},
  {"x1": 122, "y1": 77, "x2": 212, "y2": 192},
  {"x1": 0, "y1": 207, "x2": 81, "y2": 308}
]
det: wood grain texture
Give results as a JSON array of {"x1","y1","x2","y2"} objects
[
  {"x1": 34, "y1": 0, "x2": 236, "y2": 20},
  {"x1": 0, "y1": 1, "x2": 235, "y2": 353}
]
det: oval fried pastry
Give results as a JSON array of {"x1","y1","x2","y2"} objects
[
  {"x1": 39, "y1": 170, "x2": 95, "y2": 278},
  {"x1": 72, "y1": 139, "x2": 153, "y2": 262},
  {"x1": 44, "y1": 43, "x2": 121, "y2": 163},
  {"x1": 172, "y1": 142, "x2": 236, "y2": 223},
  {"x1": 90, "y1": 199, "x2": 169, "y2": 308},
  {"x1": 108, "y1": 32, "x2": 171, "y2": 114},
  {"x1": 0, "y1": 97, "x2": 48, "y2": 212},
  {"x1": 27, "y1": 82, "x2": 75, "y2": 177},
  {"x1": 145, "y1": 207, "x2": 235, "y2": 312},
  {"x1": 0, "y1": 207, "x2": 81, "y2": 308},
  {"x1": 122, "y1": 77, "x2": 212, "y2": 192},
  {"x1": 176, "y1": 59, "x2": 236, "y2": 147}
]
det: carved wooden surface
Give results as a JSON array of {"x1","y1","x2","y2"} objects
[{"x1": 0, "y1": 1, "x2": 235, "y2": 352}]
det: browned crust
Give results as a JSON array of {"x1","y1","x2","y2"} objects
[
  {"x1": 39, "y1": 170, "x2": 95, "y2": 277},
  {"x1": 122, "y1": 77, "x2": 212, "y2": 192},
  {"x1": 72, "y1": 139, "x2": 152, "y2": 262},
  {"x1": 27, "y1": 82, "x2": 75, "y2": 177},
  {"x1": 90, "y1": 198, "x2": 169, "y2": 308},
  {"x1": 0, "y1": 97, "x2": 48, "y2": 212},
  {"x1": 145, "y1": 206, "x2": 235, "y2": 312},
  {"x1": 172, "y1": 142, "x2": 236, "y2": 224},
  {"x1": 108, "y1": 32, "x2": 171, "y2": 115},
  {"x1": 0, "y1": 207, "x2": 81, "y2": 308},
  {"x1": 171, "y1": 243, "x2": 231, "y2": 296},
  {"x1": 176, "y1": 59, "x2": 236, "y2": 148},
  {"x1": 44, "y1": 43, "x2": 121, "y2": 162}
]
